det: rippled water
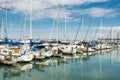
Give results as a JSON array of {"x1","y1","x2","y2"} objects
[{"x1": 0, "y1": 49, "x2": 120, "y2": 80}]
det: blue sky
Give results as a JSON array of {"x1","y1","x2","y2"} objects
[{"x1": 0, "y1": 0, "x2": 120, "y2": 40}]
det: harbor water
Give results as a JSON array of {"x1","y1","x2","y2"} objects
[{"x1": 0, "y1": 49, "x2": 120, "y2": 80}]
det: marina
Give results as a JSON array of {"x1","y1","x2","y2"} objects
[{"x1": 0, "y1": 0, "x2": 120, "y2": 80}]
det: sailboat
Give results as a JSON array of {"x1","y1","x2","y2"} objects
[
  {"x1": 73, "y1": 16, "x2": 85, "y2": 53},
  {"x1": 0, "y1": 0, "x2": 17, "y2": 64},
  {"x1": 78, "y1": 19, "x2": 95, "y2": 52},
  {"x1": 57, "y1": 11, "x2": 76, "y2": 55},
  {"x1": 94, "y1": 19, "x2": 111, "y2": 50},
  {"x1": 0, "y1": 37, "x2": 34, "y2": 62},
  {"x1": 30, "y1": 39, "x2": 54, "y2": 59},
  {"x1": 0, "y1": 0, "x2": 34, "y2": 63}
]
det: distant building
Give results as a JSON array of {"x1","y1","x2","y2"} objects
[{"x1": 98, "y1": 38, "x2": 120, "y2": 43}]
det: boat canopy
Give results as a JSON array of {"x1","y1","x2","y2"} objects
[
  {"x1": 30, "y1": 39, "x2": 44, "y2": 47},
  {"x1": 4, "y1": 37, "x2": 24, "y2": 46}
]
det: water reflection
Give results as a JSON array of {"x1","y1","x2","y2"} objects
[
  {"x1": 0, "y1": 63, "x2": 32, "y2": 80},
  {"x1": 0, "y1": 49, "x2": 120, "y2": 80}
]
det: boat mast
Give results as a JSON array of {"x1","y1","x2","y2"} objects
[
  {"x1": 23, "y1": 0, "x2": 29, "y2": 41},
  {"x1": 1, "y1": 17, "x2": 4, "y2": 39},
  {"x1": 5, "y1": 0, "x2": 8, "y2": 37},
  {"x1": 30, "y1": 0, "x2": 32, "y2": 39},
  {"x1": 81, "y1": 16, "x2": 84, "y2": 41},
  {"x1": 117, "y1": 32, "x2": 119, "y2": 46},
  {"x1": 65, "y1": 13, "x2": 67, "y2": 41},
  {"x1": 23, "y1": 14, "x2": 27, "y2": 41},
  {"x1": 57, "y1": 5, "x2": 60, "y2": 44},
  {"x1": 0, "y1": 19, "x2": 1, "y2": 39},
  {"x1": 110, "y1": 26, "x2": 112, "y2": 43},
  {"x1": 10, "y1": 21, "x2": 12, "y2": 39},
  {"x1": 99, "y1": 19, "x2": 102, "y2": 43}
]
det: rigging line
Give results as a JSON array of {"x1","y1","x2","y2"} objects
[
  {"x1": 49, "y1": 11, "x2": 57, "y2": 41},
  {"x1": 84, "y1": 19, "x2": 92, "y2": 41},
  {"x1": 92, "y1": 21, "x2": 100, "y2": 40},
  {"x1": 74, "y1": 16, "x2": 82, "y2": 42}
]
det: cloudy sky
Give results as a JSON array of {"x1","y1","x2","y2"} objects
[{"x1": 0, "y1": 0, "x2": 120, "y2": 40}]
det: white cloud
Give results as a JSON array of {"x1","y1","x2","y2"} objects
[
  {"x1": 0, "y1": 0, "x2": 110, "y2": 20},
  {"x1": 35, "y1": 0, "x2": 109, "y2": 6},
  {"x1": 105, "y1": 12, "x2": 118, "y2": 18},
  {"x1": 100, "y1": 26, "x2": 120, "y2": 31},
  {"x1": 32, "y1": 9, "x2": 71, "y2": 20},
  {"x1": 84, "y1": 8, "x2": 117, "y2": 18}
]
